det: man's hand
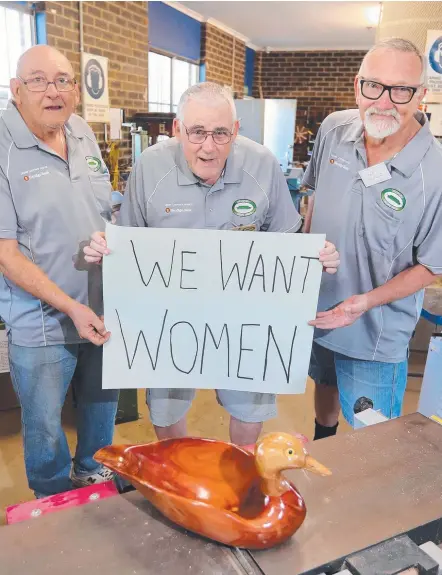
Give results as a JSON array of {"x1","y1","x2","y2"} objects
[
  {"x1": 69, "y1": 302, "x2": 110, "y2": 346},
  {"x1": 83, "y1": 231, "x2": 110, "y2": 264},
  {"x1": 319, "y1": 241, "x2": 340, "y2": 274},
  {"x1": 309, "y1": 294, "x2": 368, "y2": 329}
]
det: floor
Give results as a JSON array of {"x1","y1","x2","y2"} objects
[{"x1": 0, "y1": 350, "x2": 425, "y2": 521}]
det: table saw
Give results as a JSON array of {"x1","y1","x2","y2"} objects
[{"x1": 1, "y1": 413, "x2": 442, "y2": 575}]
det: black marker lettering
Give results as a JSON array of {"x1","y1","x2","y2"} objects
[
  {"x1": 180, "y1": 251, "x2": 197, "y2": 290},
  {"x1": 237, "y1": 323, "x2": 259, "y2": 380},
  {"x1": 116, "y1": 309, "x2": 167, "y2": 370},
  {"x1": 220, "y1": 240, "x2": 255, "y2": 291},
  {"x1": 248, "y1": 254, "x2": 265, "y2": 292},
  {"x1": 200, "y1": 323, "x2": 230, "y2": 376},
  {"x1": 272, "y1": 256, "x2": 296, "y2": 293},
  {"x1": 263, "y1": 325, "x2": 297, "y2": 383},
  {"x1": 169, "y1": 321, "x2": 198, "y2": 374},
  {"x1": 300, "y1": 256, "x2": 319, "y2": 294},
  {"x1": 131, "y1": 239, "x2": 176, "y2": 288}
]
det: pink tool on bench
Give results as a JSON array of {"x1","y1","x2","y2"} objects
[{"x1": 6, "y1": 481, "x2": 118, "y2": 525}]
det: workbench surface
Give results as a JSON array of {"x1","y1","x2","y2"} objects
[
  {"x1": 0, "y1": 491, "x2": 255, "y2": 575},
  {"x1": 251, "y1": 413, "x2": 442, "y2": 574}
]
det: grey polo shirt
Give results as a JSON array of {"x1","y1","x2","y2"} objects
[
  {"x1": 0, "y1": 102, "x2": 111, "y2": 346},
  {"x1": 118, "y1": 135, "x2": 302, "y2": 234},
  {"x1": 304, "y1": 109, "x2": 442, "y2": 363}
]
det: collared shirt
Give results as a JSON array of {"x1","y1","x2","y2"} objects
[
  {"x1": 0, "y1": 102, "x2": 111, "y2": 346},
  {"x1": 303, "y1": 109, "x2": 442, "y2": 362},
  {"x1": 118, "y1": 135, "x2": 302, "y2": 234}
]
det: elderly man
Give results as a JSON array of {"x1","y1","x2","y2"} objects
[
  {"x1": 0, "y1": 45, "x2": 119, "y2": 497},
  {"x1": 85, "y1": 82, "x2": 340, "y2": 445},
  {"x1": 304, "y1": 38, "x2": 442, "y2": 438}
]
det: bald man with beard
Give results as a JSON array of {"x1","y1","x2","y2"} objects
[{"x1": 0, "y1": 45, "x2": 118, "y2": 498}]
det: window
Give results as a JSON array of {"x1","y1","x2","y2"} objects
[
  {"x1": 0, "y1": 4, "x2": 34, "y2": 110},
  {"x1": 148, "y1": 51, "x2": 199, "y2": 113}
]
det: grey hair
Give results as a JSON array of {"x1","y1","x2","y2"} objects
[
  {"x1": 359, "y1": 37, "x2": 426, "y2": 85},
  {"x1": 176, "y1": 82, "x2": 237, "y2": 122}
]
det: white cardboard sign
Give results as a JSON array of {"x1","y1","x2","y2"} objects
[{"x1": 103, "y1": 224, "x2": 325, "y2": 394}]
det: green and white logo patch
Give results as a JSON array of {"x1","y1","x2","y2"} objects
[
  {"x1": 86, "y1": 156, "x2": 101, "y2": 172},
  {"x1": 381, "y1": 188, "x2": 406, "y2": 211},
  {"x1": 232, "y1": 199, "x2": 257, "y2": 217}
]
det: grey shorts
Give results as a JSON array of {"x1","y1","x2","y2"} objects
[{"x1": 146, "y1": 388, "x2": 277, "y2": 427}]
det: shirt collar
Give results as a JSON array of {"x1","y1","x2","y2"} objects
[
  {"x1": 2, "y1": 101, "x2": 36, "y2": 148},
  {"x1": 223, "y1": 140, "x2": 243, "y2": 184},
  {"x1": 389, "y1": 111, "x2": 434, "y2": 177},
  {"x1": 175, "y1": 139, "x2": 243, "y2": 187},
  {"x1": 343, "y1": 109, "x2": 434, "y2": 177},
  {"x1": 342, "y1": 113, "x2": 364, "y2": 144},
  {"x1": 2, "y1": 101, "x2": 86, "y2": 148}
]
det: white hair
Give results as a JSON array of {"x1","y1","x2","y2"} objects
[
  {"x1": 359, "y1": 37, "x2": 426, "y2": 86},
  {"x1": 176, "y1": 82, "x2": 237, "y2": 122}
]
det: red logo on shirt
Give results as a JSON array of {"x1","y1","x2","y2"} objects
[
  {"x1": 24, "y1": 175, "x2": 29, "y2": 181},
  {"x1": 329, "y1": 159, "x2": 335, "y2": 164}
]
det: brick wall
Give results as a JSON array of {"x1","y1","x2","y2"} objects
[
  {"x1": 202, "y1": 23, "x2": 245, "y2": 97},
  {"x1": 44, "y1": 1, "x2": 149, "y2": 187},
  {"x1": 254, "y1": 50, "x2": 366, "y2": 161}
]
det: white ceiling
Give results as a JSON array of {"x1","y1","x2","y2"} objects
[{"x1": 177, "y1": 1, "x2": 380, "y2": 50}]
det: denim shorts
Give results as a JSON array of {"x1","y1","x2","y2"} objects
[
  {"x1": 146, "y1": 388, "x2": 277, "y2": 427},
  {"x1": 309, "y1": 341, "x2": 408, "y2": 427}
]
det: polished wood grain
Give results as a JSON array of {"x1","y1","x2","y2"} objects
[{"x1": 94, "y1": 432, "x2": 331, "y2": 549}]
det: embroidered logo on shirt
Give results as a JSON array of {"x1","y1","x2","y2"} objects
[
  {"x1": 21, "y1": 166, "x2": 49, "y2": 181},
  {"x1": 381, "y1": 188, "x2": 406, "y2": 211},
  {"x1": 86, "y1": 156, "x2": 101, "y2": 172},
  {"x1": 329, "y1": 153, "x2": 350, "y2": 171},
  {"x1": 164, "y1": 203, "x2": 192, "y2": 214},
  {"x1": 232, "y1": 199, "x2": 256, "y2": 217}
]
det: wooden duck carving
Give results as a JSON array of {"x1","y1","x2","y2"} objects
[{"x1": 94, "y1": 432, "x2": 331, "y2": 550}]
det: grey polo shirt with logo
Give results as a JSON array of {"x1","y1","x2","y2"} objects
[
  {"x1": 0, "y1": 102, "x2": 111, "y2": 346},
  {"x1": 304, "y1": 109, "x2": 442, "y2": 363},
  {"x1": 118, "y1": 135, "x2": 302, "y2": 234}
]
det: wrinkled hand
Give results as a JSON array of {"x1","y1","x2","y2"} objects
[
  {"x1": 319, "y1": 241, "x2": 340, "y2": 274},
  {"x1": 309, "y1": 294, "x2": 368, "y2": 329},
  {"x1": 69, "y1": 302, "x2": 110, "y2": 346},
  {"x1": 83, "y1": 231, "x2": 110, "y2": 264}
]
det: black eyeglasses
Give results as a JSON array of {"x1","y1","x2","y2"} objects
[
  {"x1": 18, "y1": 75, "x2": 77, "y2": 93},
  {"x1": 359, "y1": 78, "x2": 421, "y2": 105},
  {"x1": 182, "y1": 123, "x2": 233, "y2": 145}
]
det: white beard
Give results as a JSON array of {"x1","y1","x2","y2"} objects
[{"x1": 364, "y1": 107, "x2": 401, "y2": 139}]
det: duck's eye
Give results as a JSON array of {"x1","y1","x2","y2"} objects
[{"x1": 287, "y1": 449, "x2": 294, "y2": 456}]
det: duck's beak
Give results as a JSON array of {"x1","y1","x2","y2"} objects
[{"x1": 304, "y1": 454, "x2": 332, "y2": 476}]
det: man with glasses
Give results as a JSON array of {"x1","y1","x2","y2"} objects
[
  {"x1": 85, "y1": 81, "x2": 340, "y2": 445},
  {"x1": 303, "y1": 38, "x2": 442, "y2": 438},
  {"x1": 0, "y1": 45, "x2": 118, "y2": 497}
]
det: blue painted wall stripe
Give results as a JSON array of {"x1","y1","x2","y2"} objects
[
  {"x1": 245, "y1": 47, "x2": 255, "y2": 96},
  {"x1": 35, "y1": 12, "x2": 47, "y2": 45},
  {"x1": 148, "y1": 2, "x2": 201, "y2": 62}
]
